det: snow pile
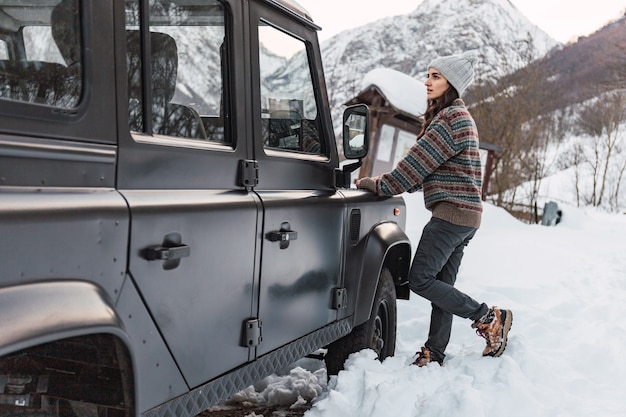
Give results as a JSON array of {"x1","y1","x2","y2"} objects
[
  {"x1": 360, "y1": 68, "x2": 428, "y2": 117},
  {"x1": 212, "y1": 365, "x2": 327, "y2": 411},
  {"x1": 216, "y1": 188, "x2": 626, "y2": 417}
]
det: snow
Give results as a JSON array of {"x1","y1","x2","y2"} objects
[{"x1": 216, "y1": 189, "x2": 626, "y2": 417}]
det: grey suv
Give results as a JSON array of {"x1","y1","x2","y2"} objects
[{"x1": 0, "y1": 1, "x2": 411, "y2": 416}]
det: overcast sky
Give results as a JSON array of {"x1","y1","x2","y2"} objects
[{"x1": 296, "y1": 0, "x2": 625, "y2": 44}]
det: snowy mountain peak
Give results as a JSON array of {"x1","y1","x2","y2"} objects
[{"x1": 313, "y1": 0, "x2": 560, "y2": 129}]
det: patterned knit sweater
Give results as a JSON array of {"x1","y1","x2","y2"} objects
[{"x1": 376, "y1": 99, "x2": 483, "y2": 228}]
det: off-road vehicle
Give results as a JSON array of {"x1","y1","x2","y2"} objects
[{"x1": 0, "y1": 1, "x2": 411, "y2": 416}]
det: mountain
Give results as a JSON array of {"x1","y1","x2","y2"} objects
[
  {"x1": 465, "y1": 12, "x2": 626, "y2": 133},
  {"x1": 528, "y1": 13, "x2": 626, "y2": 112},
  {"x1": 259, "y1": 0, "x2": 624, "y2": 139},
  {"x1": 311, "y1": 0, "x2": 559, "y2": 128}
]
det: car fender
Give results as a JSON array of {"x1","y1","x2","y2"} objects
[
  {"x1": 0, "y1": 280, "x2": 130, "y2": 356},
  {"x1": 353, "y1": 222, "x2": 411, "y2": 326}
]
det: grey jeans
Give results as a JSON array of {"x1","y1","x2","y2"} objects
[{"x1": 408, "y1": 217, "x2": 488, "y2": 362}]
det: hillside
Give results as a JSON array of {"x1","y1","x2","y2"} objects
[
  {"x1": 539, "y1": 13, "x2": 626, "y2": 110},
  {"x1": 481, "y1": 12, "x2": 626, "y2": 116}
]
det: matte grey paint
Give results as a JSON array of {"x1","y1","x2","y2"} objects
[
  {"x1": 0, "y1": 281, "x2": 127, "y2": 356},
  {"x1": 0, "y1": 1, "x2": 411, "y2": 416}
]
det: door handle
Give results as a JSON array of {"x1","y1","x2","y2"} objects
[
  {"x1": 266, "y1": 222, "x2": 297, "y2": 249},
  {"x1": 143, "y1": 244, "x2": 191, "y2": 261},
  {"x1": 142, "y1": 232, "x2": 190, "y2": 270},
  {"x1": 266, "y1": 230, "x2": 298, "y2": 242}
]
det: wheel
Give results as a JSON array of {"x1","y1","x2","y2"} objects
[{"x1": 325, "y1": 268, "x2": 397, "y2": 375}]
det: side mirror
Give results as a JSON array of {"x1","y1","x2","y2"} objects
[
  {"x1": 336, "y1": 104, "x2": 370, "y2": 188},
  {"x1": 342, "y1": 104, "x2": 369, "y2": 159}
]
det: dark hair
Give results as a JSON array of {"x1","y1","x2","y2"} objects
[{"x1": 418, "y1": 85, "x2": 459, "y2": 138}]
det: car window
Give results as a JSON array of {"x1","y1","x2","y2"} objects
[
  {"x1": 0, "y1": 0, "x2": 82, "y2": 108},
  {"x1": 258, "y1": 23, "x2": 323, "y2": 156},
  {"x1": 125, "y1": 0, "x2": 229, "y2": 144}
]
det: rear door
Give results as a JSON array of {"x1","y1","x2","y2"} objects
[
  {"x1": 248, "y1": 2, "x2": 346, "y2": 356},
  {"x1": 117, "y1": 0, "x2": 259, "y2": 388}
]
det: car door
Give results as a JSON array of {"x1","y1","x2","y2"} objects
[
  {"x1": 117, "y1": 0, "x2": 259, "y2": 388},
  {"x1": 248, "y1": 2, "x2": 346, "y2": 356}
]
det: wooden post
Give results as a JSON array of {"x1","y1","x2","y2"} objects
[
  {"x1": 357, "y1": 95, "x2": 386, "y2": 179},
  {"x1": 482, "y1": 150, "x2": 496, "y2": 201}
]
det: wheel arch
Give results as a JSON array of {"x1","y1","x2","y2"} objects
[
  {"x1": 353, "y1": 222, "x2": 411, "y2": 327},
  {"x1": 0, "y1": 280, "x2": 130, "y2": 354},
  {"x1": 0, "y1": 280, "x2": 136, "y2": 416}
]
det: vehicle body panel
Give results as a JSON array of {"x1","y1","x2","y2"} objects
[
  {"x1": 115, "y1": 276, "x2": 188, "y2": 412},
  {"x1": 0, "y1": 1, "x2": 411, "y2": 416},
  {"x1": 255, "y1": 190, "x2": 344, "y2": 355},
  {"x1": 123, "y1": 190, "x2": 259, "y2": 387}
]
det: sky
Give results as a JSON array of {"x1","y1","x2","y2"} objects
[
  {"x1": 210, "y1": 175, "x2": 626, "y2": 416},
  {"x1": 296, "y1": 0, "x2": 626, "y2": 44}
]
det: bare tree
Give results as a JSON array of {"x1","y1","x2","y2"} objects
[
  {"x1": 469, "y1": 34, "x2": 559, "y2": 214},
  {"x1": 559, "y1": 141, "x2": 585, "y2": 207},
  {"x1": 575, "y1": 91, "x2": 626, "y2": 209},
  {"x1": 519, "y1": 112, "x2": 567, "y2": 218},
  {"x1": 612, "y1": 159, "x2": 626, "y2": 211}
]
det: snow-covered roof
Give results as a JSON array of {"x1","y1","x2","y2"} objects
[{"x1": 359, "y1": 68, "x2": 427, "y2": 118}]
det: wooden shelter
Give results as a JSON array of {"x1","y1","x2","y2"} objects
[{"x1": 344, "y1": 68, "x2": 427, "y2": 178}]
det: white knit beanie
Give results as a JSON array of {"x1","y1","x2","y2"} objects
[{"x1": 428, "y1": 50, "x2": 479, "y2": 97}]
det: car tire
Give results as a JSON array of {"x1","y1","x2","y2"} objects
[{"x1": 325, "y1": 267, "x2": 397, "y2": 375}]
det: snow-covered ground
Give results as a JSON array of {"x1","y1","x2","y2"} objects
[{"x1": 215, "y1": 188, "x2": 626, "y2": 417}]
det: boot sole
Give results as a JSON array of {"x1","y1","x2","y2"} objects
[{"x1": 492, "y1": 310, "x2": 513, "y2": 357}]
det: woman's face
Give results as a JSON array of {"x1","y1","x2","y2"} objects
[{"x1": 424, "y1": 68, "x2": 450, "y2": 100}]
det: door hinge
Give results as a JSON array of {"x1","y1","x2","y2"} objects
[
  {"x1": 238, "y1": 159, "x2": 258, "y2": 189},
  {"x1": 241, "y1": 318, "x2": 263, "y2": 347},
  {"x1": 332, "y1": 288, "x2": 348, "y2": 310}
]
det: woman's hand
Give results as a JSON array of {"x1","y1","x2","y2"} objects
[{"x1": 355, "y1": 176, "x2": 379, "y2": 194}]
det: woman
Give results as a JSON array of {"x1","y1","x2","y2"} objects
[{"x1": 356, "y1": 50, "x2": 512, "y2": 366}]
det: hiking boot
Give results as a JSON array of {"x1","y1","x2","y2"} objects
[
  {"x1": 411, "y1": 347, "x2": 442, "y2": 367},
  {"x1": 471, "y1": 307, "x2": 513, "y2": 357}
]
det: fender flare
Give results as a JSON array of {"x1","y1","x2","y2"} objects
[
  {"x1": 353, "y1": 222, "x2": 411, "y2": 326},
  {"x1": 0, "y1": 280, "x2": 131, "y2": 356}
]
